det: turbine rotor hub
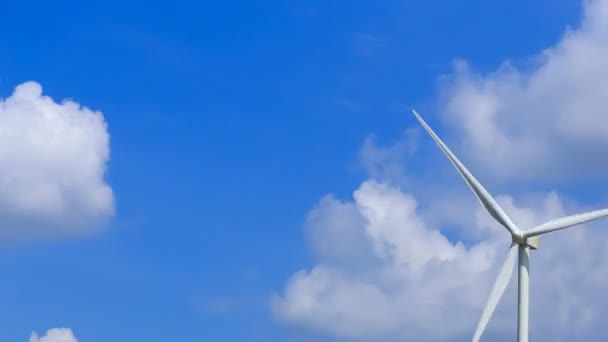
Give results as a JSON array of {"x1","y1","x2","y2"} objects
[
  {"x1": 512, "y1": 231, "x2": 525, "y2": 244},
  {"x1": 512, "y1": 232, "x2": 538, "y2": 250}
]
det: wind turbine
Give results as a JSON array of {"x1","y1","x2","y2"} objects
[{"x1": 411, "y1": 110, "x2": 608, "y2": 342}]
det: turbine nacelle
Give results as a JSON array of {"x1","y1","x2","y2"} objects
[{"x1": 527, "y1": 236, "x2": 539, "y2": 250}]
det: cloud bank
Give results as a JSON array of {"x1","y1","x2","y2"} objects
[
  {"x1": 0, "y1": 81, "x2": 113, "y2": 241},
  {"x1": 274, "y1": 0, "x2": 608, "y2": 340}
]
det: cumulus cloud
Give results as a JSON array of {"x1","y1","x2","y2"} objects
[
  {"x1": 0, "y1": 81, "x2": 113, "y2": 241},
  {"x1": 273, "y1": 180, "x2": 496, "y2": 341},
  {"x1": 440, "y1": 0, "x2": 608, "y2": 181},
  {"x1": 274, "y1": 1, "x2": 608, "y2": 340},
  {"x1": 274, "y1": 180, "x2": 608, "y2": 341},
  {"x1": 29, "y1": 328, "x2": 78, "y2": 342}
]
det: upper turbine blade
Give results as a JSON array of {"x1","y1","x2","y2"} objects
[
  {"x1": 525, "y1": 208, "x2": 608, "y2": 238},
  {"x1": 412, "y1": 110, "x2": 519, "y2": 235},
  {"x1": 472, "y1": 244, "x2": 518, "y2": 342}
]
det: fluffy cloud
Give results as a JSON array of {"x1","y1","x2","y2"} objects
[
  {"x1": 274, "y1": 180, "x2": 608, "y2": 341},
  {"x1": 274, "y1": 1, "x2": 608, "y2": 340},
  {"x1": 441, "y1": 0, "x2": 608, "y2": 181},
  {"x1": 273, "y1": 181, "x2": 496, "y2": 341},
  {"x1": 0, "y1": 81, "x2": 113, "y2": 241},
  {"x1": 29, "y1": 328, "x2": 78, "y2": 342}
]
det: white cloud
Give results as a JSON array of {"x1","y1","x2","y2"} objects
[
  {"x1": 29, "y1": 328, "x2": 78, "y2": 342},
  {"x1": 273, "y1": 180, "x2": 498, "y2": 341},
  {"x1": 0, "y1": 81, "x2": 113, "y2": 241},
  {"x1": 440, "y1": 0, "x2": 608, "y2": 181},
  {"x1": 274, "y1": 180, "x2": 608, "y2": 341}
]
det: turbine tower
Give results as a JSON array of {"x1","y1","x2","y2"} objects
[{"x1": 412, "y1": 110, "x2": 608, "y2": 342}]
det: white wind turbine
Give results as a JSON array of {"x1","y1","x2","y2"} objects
[{"x1": 412, "y1": 110, "x2": 608, "y2": 342}]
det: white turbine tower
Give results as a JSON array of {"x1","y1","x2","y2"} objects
[{"x1": 412, "y1": 110, "x2": 608, "y2": 342}]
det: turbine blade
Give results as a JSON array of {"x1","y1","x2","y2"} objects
[
  {"x1": 525, "y1": 208, "x2": 608, "y2": 237},
  {"x1": 412, "y1": 110, "x2": 519, "y2": 235},
  {"x1": 472, "y1": 244, "x2": 518, "y2": 342}
]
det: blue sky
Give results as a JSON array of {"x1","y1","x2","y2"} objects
[{"x1": 3, "y1": 0, "x2": 608, "y2": 341}]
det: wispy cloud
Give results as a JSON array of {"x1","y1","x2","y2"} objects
[
  {"x1": 112, "y1": 27, "x2": 201, "y2": 71},
  {"x1": 353, "y1": 33, "x2": 388, "y2": 58}
]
